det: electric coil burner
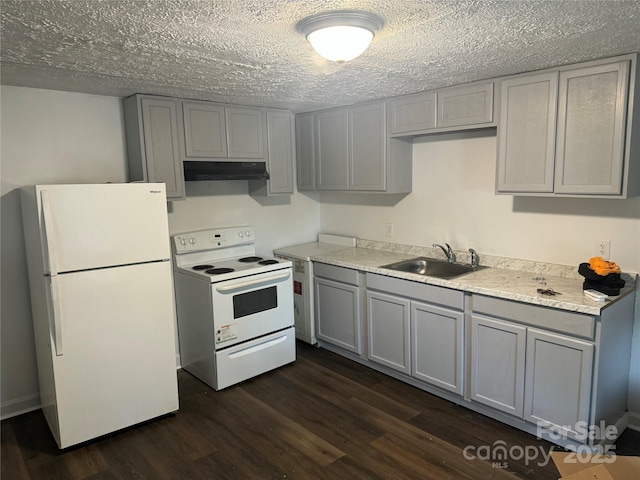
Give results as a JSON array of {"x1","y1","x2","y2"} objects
[{"x1": 171, "y1": 226, "x2": 295, "y2": 391}]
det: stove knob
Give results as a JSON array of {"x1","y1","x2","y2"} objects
[
  {"x1": 245, "y1": 229, "x2": 252, "y2": 237},
  {"x1": 180, "y1": 238, "x2": 187, "y2": 246},
  {"x1": 189, "y1": 238, "x2": 195, "y2": 245},
  {"x1": 238, "y1": 231, "x2": 244, "y2": 238}
]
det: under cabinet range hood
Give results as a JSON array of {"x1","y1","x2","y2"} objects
[{"x1": 183, "y1": 161, "x2": 270, "y2": 181}]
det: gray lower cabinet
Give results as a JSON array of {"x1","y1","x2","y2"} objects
[
  {"x1": 497, "y1": 54, "x2": 640, "y2": 198},
  {"x1": 412, "y1": 301, "x2": 464, "y2": 395},
  {"x1": 314, "y1": 264, "x2": 362, "y2": 355},
  {"x1": 471, "y1": 311, "x2": 595, "y2": 437},
  {"x1": 249, "y1": 109, "x2": 294, "y2": 196},
  {"x1": 366, "y1": 273, "x2": 465, "y2": 393},
  {"x1": 524, "y1": 328, "x2": 593, "y2": 442},
  {"x1": 366, "y1": 291, "x2": 410, "y2": 374},
  {"x1": 123, "y1": 95, "x2": 185, "y2": 200},
  {"x1": 470, "y1": 314, "x2": 526, "y2": 417}
]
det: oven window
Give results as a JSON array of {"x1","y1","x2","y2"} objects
[{"x1": 233, "y1": 286, "x2": 278, "y2": 319}]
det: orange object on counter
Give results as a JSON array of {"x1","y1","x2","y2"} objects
[{"x1": 589, "y1": 256, "x2": 621, "y2": 275}]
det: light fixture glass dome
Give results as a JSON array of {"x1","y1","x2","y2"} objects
[
  {"x1": 296, "y1": 11, "x2": 383, "y2": 63},
  {"x1": 307, "y1": 25, "x2": 374, "y2": 62}
]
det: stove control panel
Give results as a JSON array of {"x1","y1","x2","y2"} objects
[{"x1": 173, "y1": 226, "x2": 254, "y2": 253}]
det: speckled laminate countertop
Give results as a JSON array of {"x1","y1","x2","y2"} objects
[{"x1": 299, "y1": 244, "x2": 636, "y2": 316}]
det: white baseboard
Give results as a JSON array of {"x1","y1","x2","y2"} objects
[
  {"x1": 1, "y1": 393, "x2": 41, "y2": 420},
  {"x1": 627, "y1": 411, "x2": 640, "y2": 432}
]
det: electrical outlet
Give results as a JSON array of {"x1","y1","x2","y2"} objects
[
  {"x1": 596, "y1": 240, "x2": 610, "y2": 259},
  {"x1": 385, "y1": 223, "x2": 393, "y2": 237}
]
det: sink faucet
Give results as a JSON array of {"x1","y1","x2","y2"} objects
[
  {"x1": 433, "y1": 243, "x2": 456, "y2": 263},
  {"x1": 469, "y1": 248, "x2": 479, "y2": 268}
]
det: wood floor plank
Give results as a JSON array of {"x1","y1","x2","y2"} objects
[
  {"x1": 345, "y1": 396, "x2": 523, "y2": 480},
  {"x1": 2, "y1": 341, "x2": 639, "y2": 480},
  {"x1": 61, "y1": 443, "x2": 108, "y2": 479},
  {"x1": 1, "y1": 423, "x2": 30, "y2": 480}
]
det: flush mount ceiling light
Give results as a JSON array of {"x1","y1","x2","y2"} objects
[{"x1": 296, "y1": 11, "x2": 383, "y2": 62}]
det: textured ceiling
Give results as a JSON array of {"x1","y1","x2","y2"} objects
[{"x1": 2, "y1": 0, "x2": 640, "y2": 113}]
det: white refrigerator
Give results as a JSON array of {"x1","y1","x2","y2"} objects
[{"x1": 20, "y1": 183, "x2": 179, "y2": 449}]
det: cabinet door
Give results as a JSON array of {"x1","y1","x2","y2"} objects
[
  {"x1": 412, "y1": 301, "x2": 464, "y2": 395},
  {"x1": 554, "y1": 61, "x2": 629, "y2": 195},
  {"x1": 367, "y1": 291, "x2": 410, "y2": 374},
  {"x1": 264, "y1": 110, "x2": 294, "y2": 194},
  {"x1": 496, "y1": 72, "x2": 558, "y2": 193},
  {"x1": 182, "y1": 102, "x2": 227, "y2": 158},
  {"x1": 437, "y1": 82, "x2": 494, "y2": 128},
  {"x1": 295, "y1": 113, "x2": 316, "y2": 190},
  {"x1": 315, "y1": 277, "x2": 361, "y2": 354},
  {"x1": 316, "y1": 108, "x2": 349, "y2": 190},
  {"x1": 139, "y1": 97, "x2": 185, "y2": 199},
  {"x1": 470, "y1": 315, "x2": 526, "y2": 417},
  {"x1": 388, "y1": 92, "x2": 436, "y2": 134},
  {"x1": 524, "y1": 329, "x2": 593, "y2": 441},
  {"x1": 226, "y1": 106, "x2": 265, "y2": 159},
  {"x1": 350, "y1": 102, "x2": 386, "y2": 191}
]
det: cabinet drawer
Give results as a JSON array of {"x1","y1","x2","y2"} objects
[
  {"x1": 472, "y1": 295, "x2": 595, "y2": 339},
  {"x1": 314, "y1": 262, "x2": 360, "y2": 286},
  {"x1": 366, "y1": 273, "x2": 464, "y2": 310}
]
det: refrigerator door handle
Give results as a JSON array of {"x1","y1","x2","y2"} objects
[
  {"x1": 40, "y1": 190, "x2": 58, "y2": 276},
  {"x1": 41, "y1": 190, "x2": 63, "y2": 355},
  {"x1": 49, "y1": 275, "x2": 64, "y2": 356}
]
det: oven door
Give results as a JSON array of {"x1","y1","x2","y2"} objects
[{"x1": 211, "y1": 268, "x2": 294, "y2": 348}]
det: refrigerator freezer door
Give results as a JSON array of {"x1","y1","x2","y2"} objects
[
  {"x1": 50, "y1": 261, "x2": 178, "y2": 448},
  {"x1": 34, "y1": 183, "x2": 171, "y2": 273}
]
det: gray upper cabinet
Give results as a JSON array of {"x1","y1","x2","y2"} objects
[
  {"x1": 388, "y1": 91, "x2": 436, "y2": 134},
  {"x1": 182, "y1": 101, "x2": 265, "y2": 160},
  {"x1": 350, "y1": 102, "x2": 386, "y2": 190},
  {"x1": 295, "y1": 113, "x2": 316, "y2": 190},
  {"x1": 316, "y1": 108, "x2": 350, "y2": 190},
  {"x1": 250, "y1": 109, "x2": 294, "y2": 196},
  {"x1": 497, "y1": 54, "x2": 640, "y2": 198},
  {"x1": 496, "y1": 72, "x2": 558, "y2": 193},
  {"x1": 123, "y1": 95, "x2": 185, "y2": 200},
  {"x1": 554, "y1": 61, "x2": 629, "y2": 195},
  {"x1": 299, "y1": 101, "x2": 412, "y2": 193},
  {"x1": 387, "y1": 81, "x2": 494, "y2": 136},
  {"x1": 437, "y1": 82, "x2": 494, "y2": 128},
  {"x1": 225, "y1": 106, "x2": 265, "y2": 159},
  {"x1": 182, "y1": 101, "x2": 227, "y2": 158}
]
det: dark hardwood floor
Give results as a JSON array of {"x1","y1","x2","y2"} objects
[{"x1": 3, "y1": 341, "x2": 639, "y2": 479}]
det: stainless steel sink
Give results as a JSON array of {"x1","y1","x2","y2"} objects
[{"x1": 380, "y1": 257, "x2": 487, "y2": 279}]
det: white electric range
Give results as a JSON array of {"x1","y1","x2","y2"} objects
[{"x1": 172, "y1": 226, "x2": 295, "y2": 390}]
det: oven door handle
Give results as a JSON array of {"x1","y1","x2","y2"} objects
[{"x1": 215, "y1": 271, "x2": 290, "y2": 293}]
